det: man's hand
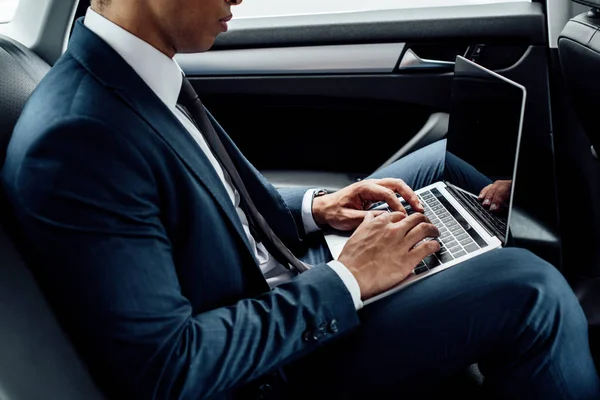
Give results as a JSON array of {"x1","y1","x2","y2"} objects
[
  {"x1": 478, "y1": 180, "x2": 512, "y2": 212},
  {"x1": 338, "y1": 212, "x2": 440, "y2": 300},
  {"x1": 312, "y1": 178, "x2": 424, "y2": 231}
]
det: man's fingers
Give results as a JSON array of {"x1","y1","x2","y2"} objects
[
  {"x1": 357, "y1": 210, "x2": 407, "y2": 230},
  {"x1": 394, "y1": 212, "x2": 429, "y2": 236},
  {"x1": 483, "y1": 188, "x2": 496, "y2": 207},
  {"x1": 489, "y1": 191, "x2": 506, "y2": 212},
  {"x1": 362, "y1": 183, "x2": 406, "y2": 214},
  {"x1": 386, "y1": 211, "x2": 408, "y2": 223},
  {"x1": 479, "y1": 184, "x2": 492, "y2": 200},
  {"x1": 376, "y1": 178, "x2": 423, "y2": 212},
  {"x1": 482, "y1": 197, "x2": 492, "y2": 207},
  {"x1": 410, "y1": 239, "x2": 441, "y2": 261},
  {"x1": 361, "y1": 210, "x2": 387, "y2": 223},
  {"x1": 335, "y1": 210, "x2": 388, "y2": 231},
  {"x1": 405, "y1": 222, "x2": 440, "y2": 246}
]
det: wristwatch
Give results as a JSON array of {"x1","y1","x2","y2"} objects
[
  {"x1": 313, "y1": 188, "x2": 328, "y2": 198},
  {"x1": 311, "y1": 188, "x2": 328, "y2": 209}
]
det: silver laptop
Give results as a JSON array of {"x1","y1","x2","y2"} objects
[{"x1": 325, "y1": 55, "x2": 527, "y2": 305}]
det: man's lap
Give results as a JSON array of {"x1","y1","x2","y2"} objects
[
  {"x1": 286, "y1": 247, "x2": 588, "y2": 399},
  {"x1": 289, "y1": 141, "x2": 597, "y2": 398}
]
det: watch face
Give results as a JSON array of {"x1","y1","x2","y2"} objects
[{"x1": 315, "y1": 189, "x2": 328, "y2": 197}]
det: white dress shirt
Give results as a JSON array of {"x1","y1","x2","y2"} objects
[{"x1": 83, "y1": 8, "x2": 362, "y2": 310}]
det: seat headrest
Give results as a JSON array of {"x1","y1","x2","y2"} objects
[
  {"x1": 573, "y1": 0, "x2": 600, "y2": 8},
  {"x1": 0, "y1": 34, "x2": 50, "y2": 168}
]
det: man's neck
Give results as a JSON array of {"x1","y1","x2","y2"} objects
[{"x1": 90, "y1": 5, "x2": 176, "y2": 58}]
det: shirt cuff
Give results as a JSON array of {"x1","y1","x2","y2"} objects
[
  {"x1": 326, "y1": 260, "x2": 363, "y2": 310},
  {"x1": 301, "y1": 188, "x2": 321, "y2": 234}
]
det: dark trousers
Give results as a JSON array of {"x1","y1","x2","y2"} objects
[{"x1": 285, "y1": 140, "x2": 600, "y2": 399}]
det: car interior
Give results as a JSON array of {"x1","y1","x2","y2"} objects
[{"x1": 0, "y1": 0, "x2": 599, "y2": 398}]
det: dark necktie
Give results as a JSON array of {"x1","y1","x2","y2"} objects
[{"x1": 177, "y1": 77, "x2": 310, "y2": 274}]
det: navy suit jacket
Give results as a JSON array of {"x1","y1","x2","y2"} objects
[{"x1": 1, "y1": 20, "x2": 359, "y2": 399}]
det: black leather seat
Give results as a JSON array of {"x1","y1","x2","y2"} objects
[
  {"x1": 558, "y1": 0, "x2": 600, "y2": 159},
  {"x1": 558, "y1": 0, "x2": 600, "y2": 368},
  {"x1": 0, "y1": 33, "x2": 105, "y2": 400}
]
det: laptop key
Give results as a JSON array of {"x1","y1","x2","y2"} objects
[
  {"x1": 460, "y1": 238, "x2": 474, "y2": 246},
  {"x1": 424, "y1": 255, "x2": 441, "y2": 268},
  {"x1": 455, "y1": 233, "x2": 469, "y2": 242},
  {"x1": 452, "y1": 250, "x2": 466, "y2": 258},
  {"x1": 414, "y1": 265, "x2": 429, "y2": 275},
  {"x1": 449, "y1": 224, "x2": 463, "y2": 233},
  {"x1": 444, "y1": 239, "x2": 458, "y2": 248},
  {"x1": 448, "y1": 245, "x2": 462, "y2": 253},
  {"x1": 441, "y1": 216, "x2": 454, "y2": 225},
  {"x1": 464, "y1": 243, "x2": 480, "y2": 253},
  {"x1": 438, "y1": 252, "x2": 454, "y2": 263}
]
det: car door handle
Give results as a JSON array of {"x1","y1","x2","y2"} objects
[{"x1": 397, "y1": 49, "x2": 455, "y2": 72}]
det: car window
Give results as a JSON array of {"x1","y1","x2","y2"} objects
[
  {"x1": 235, "y1": 0, "x2": 531, "y2": 18},
  {"x1": 0, "y1": 0, "x2": 19, "y2": 23}
]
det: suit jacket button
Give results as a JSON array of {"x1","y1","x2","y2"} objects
[
  {"x1": 258, "y1": 383, "x2": 273, "y2": 399},
  {"x1": 329, "y1": 319, "x2": 339, "y2": 333},
  {"x1": 302, "y1": 330, "x2": 312, "y2": 342},
  {"x1": 314, "y1": 327, "x2": 326, "y2": 340}
]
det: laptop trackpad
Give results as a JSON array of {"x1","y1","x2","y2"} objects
[{"x1": 324, "y1": 231, "x2": 352, "y2": 260}]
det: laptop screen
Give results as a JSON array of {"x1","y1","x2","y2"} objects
[{"x1": 445, "y1": 55, "x2": 526, "y2": 243}]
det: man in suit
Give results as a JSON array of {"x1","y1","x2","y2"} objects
[{"x1": 1, "y1": 0, "x2": 599, "y2": 399}]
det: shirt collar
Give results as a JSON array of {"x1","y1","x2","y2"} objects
[{"x1": 84, "y1": 7, "x2": 182, "y2": 111}]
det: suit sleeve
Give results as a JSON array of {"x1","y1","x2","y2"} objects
[
  {"x1": 3, "y1": 118, "x2": 360, "y2": 400},
  {"x1": 277, "y1": 186, "x2": 314, "y2": 236}
]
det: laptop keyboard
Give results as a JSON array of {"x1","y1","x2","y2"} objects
[
  {"x1": 380, "y1": 188, "x2": 489, "y2": 276},
  {"x1": 451, "y1": 188, "x2": 508, "y2": 235},
  {"x1": 370, "y1": 187, "x2": 489, "y2": 275}
]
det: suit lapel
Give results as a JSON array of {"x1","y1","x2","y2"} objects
[
  {"x1": 67, "y1": 19, "x2": 257, "y2": 260},
  {"x1": 115, "y1": 91, "x2": 257, "y2": 257}
]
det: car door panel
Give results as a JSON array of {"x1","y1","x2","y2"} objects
[
  {"x1": 211, "y1": 3, "x2": 546, "y2": 50},
  {"x1": 191, "y1": 73, "x2": 448, "y2": 173}
]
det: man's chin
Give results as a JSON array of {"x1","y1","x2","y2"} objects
[{"x1": 177, "y1": 38, "x2": 216, "y2": 54}]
